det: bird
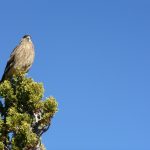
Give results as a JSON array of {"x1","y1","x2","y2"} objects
[{"x1": 1, "y1": 35, "x2": 35, "y2": 82}]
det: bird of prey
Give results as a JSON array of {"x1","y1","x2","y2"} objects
[{"x1": 1, "y1": 35, "x2": 35, "y2": 82}]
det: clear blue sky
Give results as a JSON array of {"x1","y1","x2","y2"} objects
[{"x1": 0, "y1": 0, "x2": 150, "y2": 150}]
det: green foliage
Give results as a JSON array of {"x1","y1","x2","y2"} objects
[
  {"x1": 0, "y1": 73, "x2": 58, "y2": 149},
  {"x1": 0, "y1": 141, "x2": 4, "y2": 149}
]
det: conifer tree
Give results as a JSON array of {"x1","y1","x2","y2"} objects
[{"x1": 0, "y1": 73, "x2": 58, "y2": 150}]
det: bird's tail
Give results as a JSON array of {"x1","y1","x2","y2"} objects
[{"x1": 0, "y1": 73, "x2": 7, "y2": 83}]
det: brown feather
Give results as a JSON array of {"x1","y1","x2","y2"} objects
[{"x1": 1, "y1": 36, "x2": 35, "y2": 82}]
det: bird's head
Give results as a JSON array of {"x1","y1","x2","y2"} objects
[{"x1": 22, "y1": 35, "x2": 32, "y2": 42}]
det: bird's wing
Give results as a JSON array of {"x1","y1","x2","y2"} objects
[
  {"x1": 1, "y1": 46, "x2": 19, "y2": 81},
  {"x1": 4, "y1": 46, "x2": 19, "y2": 73}
]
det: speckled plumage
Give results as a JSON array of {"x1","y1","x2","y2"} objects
[{"x1": 1, "y1": 35, "x2": 35, "y2": 82}]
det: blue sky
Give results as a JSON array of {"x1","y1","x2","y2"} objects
[{"x1": 0, "y1": 0, "x2": 150, "y2": 150}]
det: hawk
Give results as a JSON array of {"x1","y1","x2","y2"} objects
[{"x1": 1, "y1": 35, "x2": 35, "y2": 82}]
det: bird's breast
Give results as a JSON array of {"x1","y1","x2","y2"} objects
[{"x1": 14, "y1": 42, "x2": 35, "y2": 69}]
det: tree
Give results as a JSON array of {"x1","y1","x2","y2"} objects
[{"x1": 0, "y1": 73, "x2": 58, "y2": 150}]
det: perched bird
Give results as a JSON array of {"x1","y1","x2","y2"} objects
[{"x1": 1, "y1": 35, "x2": 35, "y2": 82}]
